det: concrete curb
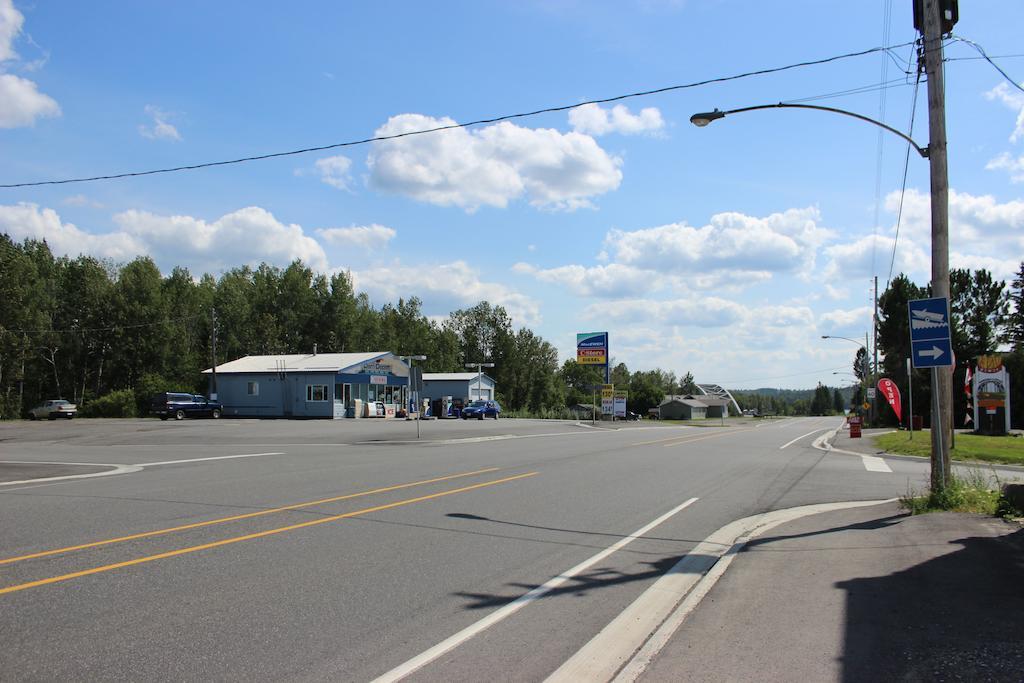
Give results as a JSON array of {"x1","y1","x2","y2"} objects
[{"x1": 546, "y1": 497, "x2": 896, "y2": 683}]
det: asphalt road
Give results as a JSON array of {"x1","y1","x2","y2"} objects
[{"x1": 0, "y1": 416, "x2": 989, "y2": 681}]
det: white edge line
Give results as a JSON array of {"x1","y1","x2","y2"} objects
[
  {"x1": 596, "y1": 497, "x2": 897, "y2": 683},
  {"x1": 779, "y1": 427, "x2": 831, "y2": 450},
  {"x1": 0, "y1": 463, "x2": 142, "y2": 487},
  {"x1": 369, "y1": 496, "x2": 700, "y2": 683},
  {"x1": 0, "y1": 452, "x2": 286, "y2": 487},
  {"x1": 136, "y1": 452, "x2": 285, "y2": 467}
]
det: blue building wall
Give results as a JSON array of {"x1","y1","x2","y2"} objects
[{"x1": 214, "y1": 370, "x2": 409, "y2": 418}]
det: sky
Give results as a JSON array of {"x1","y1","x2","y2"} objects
[{"x1": 1, "y1": 0, "x2": 1023, "y2": 390}]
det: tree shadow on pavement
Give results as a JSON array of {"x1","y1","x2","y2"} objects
[
  {"x1": 837, "y1": 526, "x2": 1024, "y2": 682},
  {"x1": 452, "y1": 553, "x2": 719, "y2": 610}
]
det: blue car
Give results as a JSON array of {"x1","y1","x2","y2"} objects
[{"x1": 461, "y1": 400, "x2": 501, "y2": 420}]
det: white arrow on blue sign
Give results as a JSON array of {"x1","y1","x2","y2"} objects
[{"x1": 908, "y1": 297, "x2": 953, "y2": 368}]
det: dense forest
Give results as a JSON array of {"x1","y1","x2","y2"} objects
[{"x1": 6, "y1": 234, "x2": 1018, "y2": 422}]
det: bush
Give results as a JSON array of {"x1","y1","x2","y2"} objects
[{"x1": 80, "y1": 389, "x2": 137, "y2": 418}]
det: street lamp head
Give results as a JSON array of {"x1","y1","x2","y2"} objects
[
  {"x1": 404, "y1": 355, "x2": 427, "y2": 361},
  {"x1": 690, "y1": 109, "x2": 725, "y2": 127}
]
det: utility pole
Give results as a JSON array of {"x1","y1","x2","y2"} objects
[
  {"x1": 922, "y1": 0, "x2": 953, "y2": 490},
  {"x1": 210, "y1": 307, "x2": 218, "y2": 399},
  {"x1": 871, "y1": 276, "x2": 879, "y2": 426}
]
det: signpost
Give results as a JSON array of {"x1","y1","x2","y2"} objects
[
  {"x1": 613, "y1": 390, "x2": 628, "y2": 419},
  {"x1": 601, "y1": 384, "x2": 614, "y2": 417},
  {"x1": 908, "y1": 296, "x2": 953, "y2": 487},
  {"x1": 908, "y1": 297, "x2": 953, "y2": 369}
]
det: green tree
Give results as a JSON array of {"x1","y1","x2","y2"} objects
[{"x1": 1004, "y1": 262, "x2": 1024, "y2": 350}]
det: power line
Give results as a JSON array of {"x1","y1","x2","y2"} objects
[
  {"x1": 0, "y1": 41, "x2": 915, "y2": 189},
  {"x1": 782, "y1": 78, "x2": 913, "y2": 104},
  {"x1": 951, "y1": 35, "x2": 1024, "y2": 94},
  {"x1": 885, "y1": 66, "x2": 923, "y2": 289}
]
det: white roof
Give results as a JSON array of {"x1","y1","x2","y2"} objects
[
  {"x1": 203, "y1": 352, "x2": 396, "y2": 375},
  {"x1": 423, "y1": 373, "x2": 493, "y2": 383}
]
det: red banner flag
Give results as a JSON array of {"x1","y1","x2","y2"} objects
[{"x1": 877, "y1": 378, "x2": 902, "y2": 422}]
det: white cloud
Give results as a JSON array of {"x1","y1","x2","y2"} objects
[
  {"x1": 366, "y1": 113, "x2": 622, "y2": 212},
  {"x1": 568, "y1": 103, "x2": 665, "y2": 136},
  {"x1": 985, "y1": 82, "x2": 1024, "y2": 143},
  {"x1": 583, "y1": 297, "x2": 745, "y2": 328},
  {"x1": 314, "y1": 155, "x2": 353, "y2": 190},
  {"x1": 316, "y1": 224, "x2": 395, "y2": 249},
  {"x1": 138, "y1": 105, "x2": 181, "y2": 141},
  {"x1": 62, "y1": 194, "x2": 104, "y2": 209},
  {"x1": 513, "y1": 262, "x2": 658, "y2": 298},
  {"x1": 606, "y1": 207, "x2": 833, "y2": 275},
  {"x1": 0, "y1": 202, "x2": 330, "y2": 275},
  {"x1": 0, "y1": 0, "x2": 23, "y2": 63},
  {"x1": 0, "y1": 72, "x2": 59, "y2": 128},
  {"x1": 888, "y1": 188, "x2": 1024, "y2": 247},
  {"x1": 819, "y1": 306, "x2": 872, "y2": 334},
  {"x1": 113, "y1": 206, "x2": 327, "y2": 272},
  {"x1": 0, "y1": 203, "x2": 143, "y2": 261},
  {"x1": 987, "y1": 152, "x2": 1024, "y2": 183},
  {"x1": 348, "y1": 260, "x2": 541, "y2": 327},
  {"x1": 821, "y1": 233, "x2": 928, "y2": 282}
]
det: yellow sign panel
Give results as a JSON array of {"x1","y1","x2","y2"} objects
[
  {"x1": 601, "y1": 384, "x2": 615, "y2": 399},
  {"x1": 578, "y1": 348, "x2": 607, "y2": 365}
]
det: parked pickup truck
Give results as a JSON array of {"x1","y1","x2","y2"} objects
[{"x1": 150, "y1": 392, "x2": 223, "y2": 420}]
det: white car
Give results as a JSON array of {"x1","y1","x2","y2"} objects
[{"x1": 29, "y1": 399, "x2": 77, "y2": 420}]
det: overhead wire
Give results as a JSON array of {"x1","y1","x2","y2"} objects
[
  {"x1": 885, "y1": 52, "x2": 923, "y2": 289},
  {"x1": 950, "y1": 36, "x2": 1024, "y2": 93},
  {"x1": 0, "y1": 41, "x2": 916, "y2": 189}
]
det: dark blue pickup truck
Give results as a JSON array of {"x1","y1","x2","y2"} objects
[{"x1": 150, "y1": 392, "x2": 223, "y2": 420}]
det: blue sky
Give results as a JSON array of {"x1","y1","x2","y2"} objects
[{"x1": 2, "y1": 1, "x2": 1023, "y2": 389}]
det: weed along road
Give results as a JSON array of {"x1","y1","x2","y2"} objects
[{"x1": 0, "y1": 417, "x2": 993, "y2": 681}]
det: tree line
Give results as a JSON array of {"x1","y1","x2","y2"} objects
[{"x1": 874, "y1": 263, "x2": 1024, "y2": 428}]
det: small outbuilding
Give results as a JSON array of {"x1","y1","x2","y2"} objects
[
  {"x1": 422, "y1": 373, "x2": 497, "y2": 402},
  {"x1": 659, "y1": 396, "x2": 708, "y2": 420}
]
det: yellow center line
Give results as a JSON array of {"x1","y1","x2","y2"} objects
[
  {"x1": 0, "y1": 471, "x2": 538, "y2": 597},
  {"x1": 0, "y1": 467, "x2": 500, "y2": 566}
]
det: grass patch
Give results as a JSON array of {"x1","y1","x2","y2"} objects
[
  {"x1": 874, "y1": 430, "x2": 1024, "y2": 466},
  {"x1": 900, "y1": 469, "x2": 1006, "y2": 515}
]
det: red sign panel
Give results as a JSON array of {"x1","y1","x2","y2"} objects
[{"x1": 876, "y1": 378, "x2": 902, "y2": 422}]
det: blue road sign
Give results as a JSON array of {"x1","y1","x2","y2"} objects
[{"x1": 908, "y1": 297, "x2": 953, "y2": 368}]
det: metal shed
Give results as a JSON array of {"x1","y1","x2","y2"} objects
[{"x1": 422, "y1": 373, "x2": 497, "y2": 402}]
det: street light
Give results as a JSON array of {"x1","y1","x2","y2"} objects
[
  {"x1": 822, "y1": 335, "x2": 871, "y2": 420},
  {"x1": 464, "y1": 362, "x2": 495, "y2": 401},
  {"x1": 689, "y1": 104, "x2": 928, "y2": 158},
  {"x1": 692, "y1": 2, "x2": 952, "y2": 494}
]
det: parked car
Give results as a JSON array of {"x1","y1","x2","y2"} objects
[
  {"x1": 461, "y1": 400, "x2": 501, "y2": 420},
  {"x1": 150, "y1": 392, "x2": 223, "y2": 420},
  {"x1": 28, "y1": 399, "x2": 77, "y2": 420},
  {"x1": 625, "y1": 411, "x2": 642, "y2": 421}
]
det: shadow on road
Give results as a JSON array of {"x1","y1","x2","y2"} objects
[{"x1": 837, "y1": 526, "x2": 1024, "y2": 681}]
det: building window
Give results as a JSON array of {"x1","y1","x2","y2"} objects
[
  {"x1": 306, "y1": 384, "x2": 328, "y2": 402},
  {"x1": 247, "y1": 381, "x2": 259, "y2": 396}
]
